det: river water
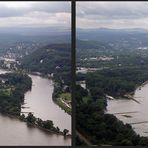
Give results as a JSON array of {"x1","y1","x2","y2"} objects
[
  {"x1": 0, "y1": 69, "x2": 71, "y2": 146},
  {"x1": 107, "y1": 84, "x2": 148, "y2": 137},
  {"x1": 21, "y1": 74, "x2": 71, "y2": 133}
]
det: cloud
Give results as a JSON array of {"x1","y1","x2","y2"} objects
[
  {"x1": 0, "y1": 2, "x2": 70, "y2": 17},
  {"x1": 0, "y1": 2, "x2": 70, "y2": 28},
  {"x1": 76, "y1": 2, "x2": 148, "y2": 29}
]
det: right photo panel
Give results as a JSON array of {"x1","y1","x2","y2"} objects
[{"x1": 76, "y1": 2, "x2": 148, "y2": 146}]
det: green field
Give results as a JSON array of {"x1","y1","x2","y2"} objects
[
  {"x1": 55, "y1": 92, "x2": 71, "y2": 115},
  {"x1": 0, "y1": 88, "x2": 12, "y2": 96},
  {"x1": 60, "y1": 93, "x2": 71, "y2": 101}
]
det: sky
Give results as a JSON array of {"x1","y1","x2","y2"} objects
[
  {"x1": 0, "y1": 1, "x2": 70, "y2": 28},
  {"x1": 76, "y1": 2, "x2": 148, "y2": 29}
]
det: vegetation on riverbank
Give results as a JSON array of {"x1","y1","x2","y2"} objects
[
  {"x1": 0, "y1": 72, "x2": 32, "y2": 116},
  {"x1": 0, "y1": 43, "x2": 71, "y2": 136},
  {"x1": 76, "y1": 82, "x2": 148, "y2": 146},
  {"x1": 76, "y1": 41, "x2": 148, "y2": 146},
  {"x1": 55, "y1": 93, "x2": 71, "y2": 115},
  {"x1": 20, "y1": 113, "x2": 70, "y2": 136},
  {"x1": 0, "y1": 72, "x2": 70, "y2": 137},
  {"x1": 52, "y1": 81, "x2": 71, "y2": 115},
  {"x1": 19, "y1": 43, "x2": 71, "y2": 114}
]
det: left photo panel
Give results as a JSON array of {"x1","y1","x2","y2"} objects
[{"x1": 0, "y1": 1, "x2": 71, "y2": 146}]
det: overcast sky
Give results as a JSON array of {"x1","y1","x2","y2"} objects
[
  {"x1": 0, "y1": 1, "x2": 70, "y2": 28},
  {"x1": 76, "y1": 2, "x2": 148, "y2": 29}
]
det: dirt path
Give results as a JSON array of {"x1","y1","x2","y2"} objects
[{"x1": 60, "y1": 98, "x2": 71, "y2": 109}]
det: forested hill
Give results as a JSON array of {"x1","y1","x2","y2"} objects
[
  {"x1": 77, "y1": 28, "x2": 148, "y2": 49},
  {"x1": 20, "y1": 43, "x2": 71, "y2": 85},
  {"x1": 77, "y1": 39, "x2": 112, "y2": 50},
  {"x1": 76, "y1": 40, "x2": 113, "y2": 59}
]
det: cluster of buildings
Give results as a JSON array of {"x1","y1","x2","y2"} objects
[
  {"x1": 0, "y1": 57, "x2": 19, "y2": 70},
  {"x1": 81, "y1": 56, "x2": 114, "y2": 61}
]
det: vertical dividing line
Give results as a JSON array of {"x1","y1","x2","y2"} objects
[{"x1": 71, "y1": 0, "x2": 76, "y2": 147}]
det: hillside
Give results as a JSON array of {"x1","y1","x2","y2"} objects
[
  {"x1": 76, "y1": 39, "x2": 113, "y2": 60},
  {"x1": 77, "y1": 28, "x2": 148, "y2": 49},
  {"x1": 77, "y1": 39, "x2": 112, "y2": 50},
  {"x1": 20, "y1": 43, "x2": 71, "y2": 85}
]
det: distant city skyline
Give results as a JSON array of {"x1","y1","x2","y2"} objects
[
  {"x1": 76, "y1": 2, "x2": 148, "y2": 29},
  {"x1": 0, "y1": 2, "x2": 70, "y2": 29}
]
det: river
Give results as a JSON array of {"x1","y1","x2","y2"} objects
[
  {"x1": 107, "y1": 83, "x2": 148, "y2": 137},
  {"x1": 21, "y1": 74, "x2": 71, "y2": 133},
  {"x1": 0, "y1": 69, "x2": 71, "y2": 146}
]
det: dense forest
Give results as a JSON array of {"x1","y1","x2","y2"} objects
[
  {"x1": 0, "y1": 72, "x2": 32, "y2": 116},
  {"x1": 20, "y1": 44, "x2": 71, "y2": 72},
  {"x1": 86, "y1": 67, "x2": 148, "y2": 97},
  {"x1": 20, "y1": 43, "x2": 71, "y2": 85}
]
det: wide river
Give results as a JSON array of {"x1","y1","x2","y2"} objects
[
  {"x1": 0, "y1": 69, "x2": 71, "y2": 146},
  {"x1": 107, "y1": 83, "x2": 148, "y2": 137}
]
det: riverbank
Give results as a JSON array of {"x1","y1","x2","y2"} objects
[
  {"x1": 23, "y1": 70, "x2": 72, "y2": 115},
  {"x1": 55, "y1": 98, "x2": 71, "y2": 115},
  {"x1": 0, "y1": 112, "x2": 71, "y2": 145},
  {"x1": 0, "y1": 67, "x2": 71, "y2": 132},
  {"x1": 121, "y1": 80, "x2": 148, "y2": 102},
  {"x1": 54, "y1": 93, "x2": 71, "y2": 115},
  {"x1": 27, "y1": 121, "x2": 71, "y2": 137},
  {"x1": 0, "y1": 69, "x2": 71, "y2": 137},
  {"x1": 112, "y1": 80, "x2": 148, "y2": 104},
  {"x1": 2, "y1": 112, "x2": 71, "y2": 137},
  {"x1": 106, "y1": 83, "x2": 144, "y2": 104},
  {"x1": 3, "y1": 111, "x2": 71, "y2": 137},
  {"x1": 106, "y1": 79, "x2": 148, "y2": 138}
]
